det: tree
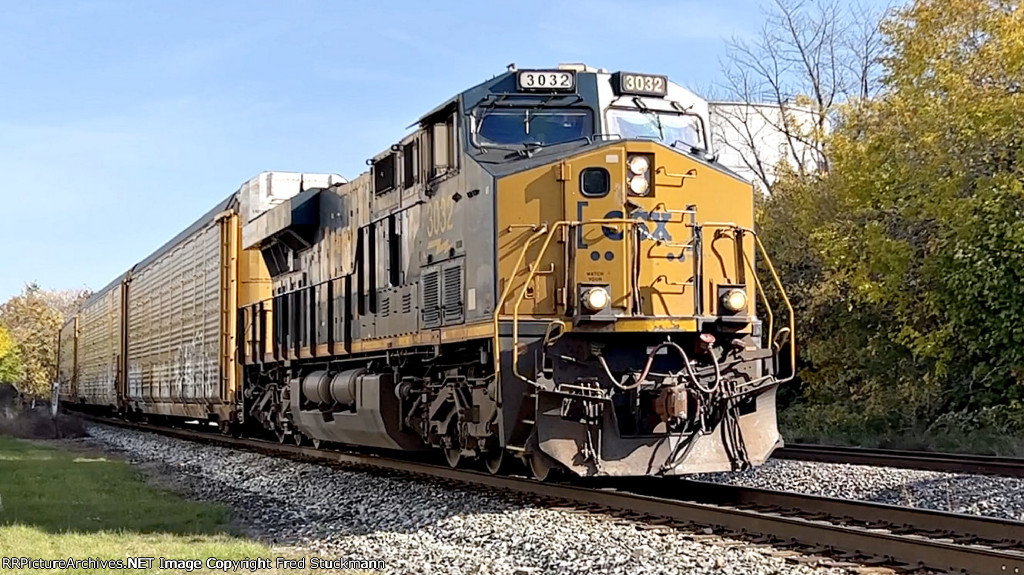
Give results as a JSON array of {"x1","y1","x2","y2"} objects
[
  {"x1": 717, "y1": 0, "x2": 887, "y2": 192},
  {"x1": 0, "y1": 284, "x2": 89, "y2": 397}
]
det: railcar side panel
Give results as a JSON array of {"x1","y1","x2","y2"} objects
[
  {"x1": 125, "y1": 212, "x2": 235, "y2": 418},
  {"x1": 76, "y1": 282, "x2": 124, "y2": 408},
  {"x1": 57, "y1": 317, "x2": 78, "y2": 400}
]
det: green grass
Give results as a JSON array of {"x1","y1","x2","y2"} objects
[{"x1": 0, "y1": 436, "x2": 286, "y2": 574}]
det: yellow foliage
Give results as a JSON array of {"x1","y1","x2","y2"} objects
[
  {"x1": 0, "y1": 284, "x2": 88, "y2": 396},
  {"x1": 0, "y1": 324, "x2": 22, "y2": 385}
]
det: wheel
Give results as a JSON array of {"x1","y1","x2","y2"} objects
[
  {"x1": 528, "y1": 450, "x2": 557, "y2": 481},
  {"x1": 444, "y1": 446, "x2": 462, "y2": 468},
  {"x1": 311, "y1": 438, "x2": 322, "y2": 449},
  {"x1": 292, "y1": 432, "x2": 305, "y2": 446},
  {"x1": 275, "y1": 429, "x2": 287, "y2": 444},
  {"x1": 484, "y1": 448, "x2": 507, "y2": 475}
]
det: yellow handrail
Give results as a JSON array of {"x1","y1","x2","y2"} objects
[
  {"x1": 702, "y1": 223, "x2": 796, "y2": 384},
  {"x1": 506, "y1": 218, "x2": 641, "y2": 385},
  {"x1": 742, "y1": 249, "x2": 775, "y2": 342},
  {"x1": 752, "y1": 231, "x2": 797, "y2": 383},
  {"x1": 492, "y1": 224, "x2": 550, "y2": 385}
]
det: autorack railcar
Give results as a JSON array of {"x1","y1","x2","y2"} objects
[{"x1": 58, "y1": 173, "x2": 342, "y2": 425}]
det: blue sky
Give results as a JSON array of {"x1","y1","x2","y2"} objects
[{"x1": 0, "y1": 0, "x2": 888, "y2": 300}]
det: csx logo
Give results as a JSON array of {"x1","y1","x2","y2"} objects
[{"x1": 576, "y1": 201, "x2": 672, "y2": 247}]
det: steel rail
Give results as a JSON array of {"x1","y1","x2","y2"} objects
[
  {"x1": 776, "y1": 443, "x2": 1024, "y2": 478},
  {"x1": 627, "y1": 478, "x2": 1024, "y2": 545},
  {"x1": 85, "y1": 418, "x2": 1024, "y2": 575}
]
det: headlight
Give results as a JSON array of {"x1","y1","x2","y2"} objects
[
  {"x1": 626, "y1": 154, "x2": 653, "y2": 196},
  {"x1": 720, "y1": 288, "x2": 747, "y2": 313},
  {"x1": 582, "y1": 287, "x2": 610, "y2": 311},
  {"x1": 628, "y1": 175, "x2": 650, "y2": 195},
  {"x1": 628, "y1": 155, "x2": 650, "y2": 175}
]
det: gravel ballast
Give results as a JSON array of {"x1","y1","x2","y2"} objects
[
  {"x1": 84, "y1": 425, "x2": 851, "y2": 575},
  {"x1": 698, "y1": 458, "x2": 1024, "y2": 521}
]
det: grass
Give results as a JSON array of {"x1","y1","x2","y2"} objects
[{"x1": 0, "y1": 435, "x2": 294, "y2": 574}]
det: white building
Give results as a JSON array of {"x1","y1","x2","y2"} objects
[{"x1": 709, "y1": 101, "x2": 828, "y2": 191}]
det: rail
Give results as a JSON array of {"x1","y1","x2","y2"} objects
[
  {"x1": 505, "y1": 218, "x2": 643, "y2": 385},
  {"x1": 701, "y1": 223, "x2": 796, "y2": 383},
  {"x1": 776, "y1": 443, "x2": 1024, "y2": 478}
]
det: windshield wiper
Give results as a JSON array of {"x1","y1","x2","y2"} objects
[
  {"x1": 514, "y1": 136, "x2": 595, "y2": 158},
  {"x1": 632, "y1": 97, "x2": 664, "y2": 140}
]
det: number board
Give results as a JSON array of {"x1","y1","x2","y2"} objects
[
  {"x1": 613, "y1": 72, "x2": 668, "y2": 97},
  {"x1": 517, "y1": 70, "x2": 576, "y2": 92}
]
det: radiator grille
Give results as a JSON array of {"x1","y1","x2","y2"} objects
[
  {"x1": 420, "y1": 270, "x2": 441, "y2": 328},
  {"x1": 442, "y1": 265, "x2": 463, "y2": 324}
]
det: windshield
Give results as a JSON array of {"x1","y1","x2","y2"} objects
[
  {"x1": 606, "y1": 109, "x2": 705, "y2": 149},
  {"x1": 476, "y1": 109, "x2": 592, "y2": 147}
]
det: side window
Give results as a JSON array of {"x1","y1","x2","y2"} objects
[
  {"x1": 431, "y1": 122, "x2": 449, "y2": 176},
  {"x1": 402, "y1": 141, "x2": 417, "y2": 189},
  {"x1": 446, "y1": 115, "x2": 457, "y2": 169},
  {"x1": 428, "y1": 114, "x2": 457, "y2": 179},
  {"x1": 373, "y1": 153, "x2": 396, "y2": 194}
]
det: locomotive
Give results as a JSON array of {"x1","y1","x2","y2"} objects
[{"x1": 58, "y1": 64, "x2": 794, "y2": 479}]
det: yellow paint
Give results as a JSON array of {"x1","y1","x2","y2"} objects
[
  {"x1": 498, "y1": 316, "x2": 699, "y2": 333},
  {"x1": 496, "y1": 164, "x2": 566, "y2": 316},
  {"x1": 496, "y1": 141, "x2": 755, "y2": 333},
  {"x1": 220, "y1": 214, "x2": 240, "y2": 403},
  {"x1": 427, "y1": 237, "x2": 454, "y2": 256}
]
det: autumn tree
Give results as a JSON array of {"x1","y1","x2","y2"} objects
[{"x1": 0, "y1": 284, "x2": 89, "y2": 397}]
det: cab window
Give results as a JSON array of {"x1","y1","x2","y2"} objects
[
  {"x1": 476, "y1": 109, "x2": 592, "y2": 147},
  {"x1": 606, "y1": 109, "x2": 704, "y2": 149}
]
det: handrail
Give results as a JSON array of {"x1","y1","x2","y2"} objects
[
  {"x1": 506, "y1": 218, "x2": 642, "y2": 386},
  {"x1": 492, "y1": 224, "x2": 550, "y2": 384},
  {"x1": 701, "y1": 223, "x2": 796, "y2": 384},
  {"x1": 752, "y1": 230, "x2": 797, "y2": 383},
  {"x1": 741, "y1": 249, "x2": 775, "y2": 341}
]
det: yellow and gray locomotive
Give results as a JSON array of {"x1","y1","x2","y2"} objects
[
  {"x1": 238, "y1": 64, "x2": 794, "y2": 478},
  {"x1": 58, "y1": 64, "x2": 793, "y2": 478}
]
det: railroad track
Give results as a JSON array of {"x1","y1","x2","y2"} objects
[
  {"x1": 776, "y1": 443, "x2": 1024, "y2": 478},
  {"x1": 82, "y1": 417, "x2": 1024, "y2": 575}
]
